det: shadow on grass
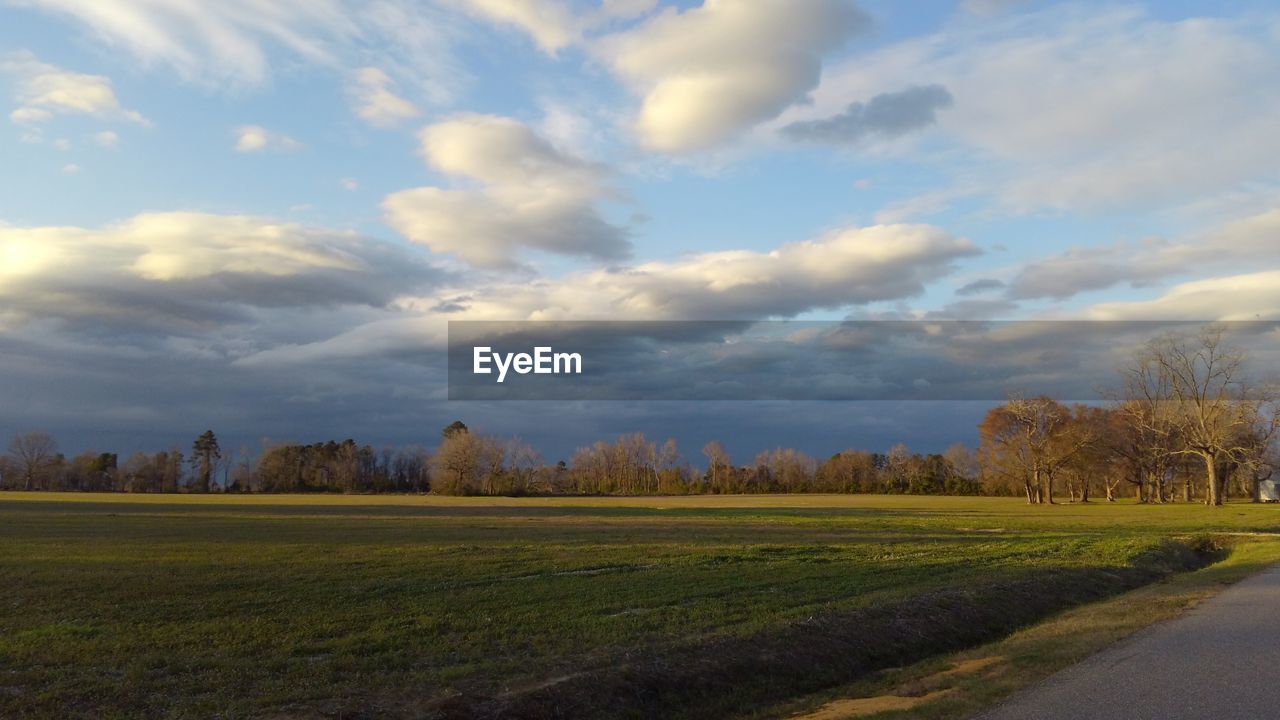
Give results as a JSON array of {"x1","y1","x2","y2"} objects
[{"x1": 433, "y1": 539, "x2": 1225, "y2": 720}]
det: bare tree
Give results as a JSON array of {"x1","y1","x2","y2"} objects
[
  {"x1": 1117, "y1": 337, "x2": 1188, "y2": 502},
  {"x1": 431, "y1": 427, "x2": 502, "y2": 495},
  {"x1": 8, "y1": 432, "x2": 59, "y2": 490},
  {"x1": 702, "y1": 441, "x2": 729, "y2": 491},
  {"x1": 942, "y1": 443, "x2": 978, "y2": 484},
  {"x1": 503, "y1": 438, "x2": 542, "y2": 495},
  {"x1": 1133, "y1": 326, "x2": 1278, "y2": 506}
]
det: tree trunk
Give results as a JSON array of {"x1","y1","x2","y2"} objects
[
  {"x1": 1204, "y1": 455, "x2": 1221, "y2": 506},
  {"x1": 1081, "y1": 480, "x2": 1090, "y2": 503}
]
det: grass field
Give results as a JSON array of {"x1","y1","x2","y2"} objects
[{"x1": 1, "y1": 493, "x2": 1278, "y2": 719}]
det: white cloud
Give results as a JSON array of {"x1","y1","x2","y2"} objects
[
  {"x1": 61, "y1": 163, "x2": 80, "y2": 174},
  {"x1": 1, "y1": 50, "x2": 149, "y2": 125},
  {"x1": 238, "y1": 220, "x2": 978, "y2": 364},
  {"x1": 451, "y1": 0, "x2": 580, "y2": 53},
  {"x1": 9, "y1": 106, "x2": 51, "y2": 123},
  {"x1": 1087, "y1": 271, "x2": 1280, "y2": 321},
  {"x1": 448, "y1": 0, "x2": 657, "y2": 54},
  {"x1": 383, "y1": 113, "x2": 630, "y2": 269},
  {"x1": 0, "y1": 212, "x2": 441, "y2": 333},
  {"x1": 14, "y1": 0, "x2": 350, "y2": 87},
  {"x1": 594, "y1": 0, "x2": 869, "y2": 153},
  {"x1": 451, "y1": 222, "x2": 980, "y2": 320},
  {"x1": 94, "y1": 130, "x2": 119, "y2": 147},
  {"x1": 234, "y1": 125, "x2": 302, "y2": 152},
  {"x1": 12, "y1": 0, "x2": 464, "y2": 103},
  {"x1": 346, "y1": 66, "x2": 419, "y2": 127},
  {"x1": 794, "y1": 6, "x2": 1280, "y2": 215},
  {"x1": 340, "y1": 177, "x2": 358, "y2": 191}
]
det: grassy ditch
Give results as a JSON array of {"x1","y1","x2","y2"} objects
[
  {"x1": 757, "y1": 536, "x2": 1279, "y2": 720},
  {"x1": 436, "y1": 538, "x2": 1225, "y2": 719}
]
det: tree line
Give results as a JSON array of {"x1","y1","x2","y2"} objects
[
  {"x1": 0, "y1": 423, "x2": 984, "y2": 498},
  {"x1": 979, "y1": 326, "x2": 1277, "y2": 505},
  {"x1": 2, "y1": 326, "x2": 1275, "y2": 505}
]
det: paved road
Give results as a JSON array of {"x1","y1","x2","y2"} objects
[{"x1": 978, "y1": 564, "x2": 1280, "y2": 720}]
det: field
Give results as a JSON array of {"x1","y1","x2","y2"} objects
[{"x1": 2, "y1": 493, "x2": 1278, "y2": 719}]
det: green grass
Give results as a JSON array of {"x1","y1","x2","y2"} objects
[
  {"x1": 756, "y1": 538, "x2": 1280, "y2": 720},
  {"x1": 0, "y1": 493, "x2": 1277, "y2": 719}
]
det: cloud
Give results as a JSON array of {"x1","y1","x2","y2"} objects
[
  {"x1": 11, "y1": 0, "x2": 464, "y2": 105},
  {"x1": 448, "y1": 0, "x2": 658, "y2": 54},
  {"x1": 13, "y1": 0, "x2": 349, "y2": 87},
  {"x1": 1007, "y1": 207, "x2": 1280, "y2": 300},
  {"x1": 925, "y1": 297, "x2": 1018, "y2": 319},
  {"x1": 230, "y1": 217, "x2": 972, "y2": 371},
  {"x1": 61, "y1": 163, "x2": 80, "y2": 174},
  {"x1": 961, "y1": 0, "x2": 1031, "y2": 16},
  {"x1": 247, "y1": 221, "x2": 980, "y2": 368},
  {"x1": 796, "y1": 6, "x2": 1280, "y2": 214},
  {"x1": 1087, "y1": 271, "x2": 1280, "y2": 321},
  {"x1": 595, "y1": 0, "x2": 870, "y2": 152},
  {"x1": 94, "y1": 130, "x2": 119, "y2": 147},
  {"x1": 1, "y1": 51, "x2": 149, "y2": 125},
  {"x1": 782, "y1": 84, "x2": 952, "y2": 144},
  {"x1": 10, "y1": 107, "x2": 51, "y2": 123},
  {"x1": 346, "y1": 66, "x2": 419, "y2": 127},
  {"x1": 954, "y1": 278, "x2": 1004, "y2": 296},
  {"x1": 383, "y1": 113, "x2": 631, "y2": 269},
  {"x1": 340, "y1": 178, "x2": 358, "y2": 191},
  {"x1": 234, "y1": 125, "x2": 302, "y2": 152},
  {"x1": 451, "y1": 0, "x2": 580, "y2": 53},
  {"x1": 463, "y1": 222, "x2": 979, "y2": 320},
  {"x1": 0, "y1": 212, "x2": 442, "y2": 334}
]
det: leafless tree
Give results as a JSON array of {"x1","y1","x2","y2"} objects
[
  {"x1": 1129, "y1": 325, "x2": 1279, "y2": 505},
  {"x1": 8, "y1": 432, "x2": 59, "y2": 490},
  {"x1": 702, "y1": 441, "x2": 729, "y2": 491},
  {"x1": 431, "y1": 427, "x2": 503, "y2": 495},
  {"x1": 503, "y1": 438, "x2": 543, "y2": 495}
]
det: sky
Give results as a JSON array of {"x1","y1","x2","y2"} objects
[{"x1": 2, "y1": 0, "x2": 1280, "y2": 463}]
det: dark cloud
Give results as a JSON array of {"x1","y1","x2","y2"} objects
[
  {"x1": 447, "y1": 320, "x2": 1280, "y2": 402},
  {"x1": 955, "y1": 278, "x2": 1006, "y2": 296},
  {"x1": 1005, "y1": 246, "x2": 1138, "y2": 300},
  {"x1": 783, "y1": 85, "x2": 954, "y2": 144},
  {"x1": 925, "y1": 298, "x2": 1020, "y2": 319},
  {"x1": 1005, "y1": 209, "x2": 1280, "y2": 300}
]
